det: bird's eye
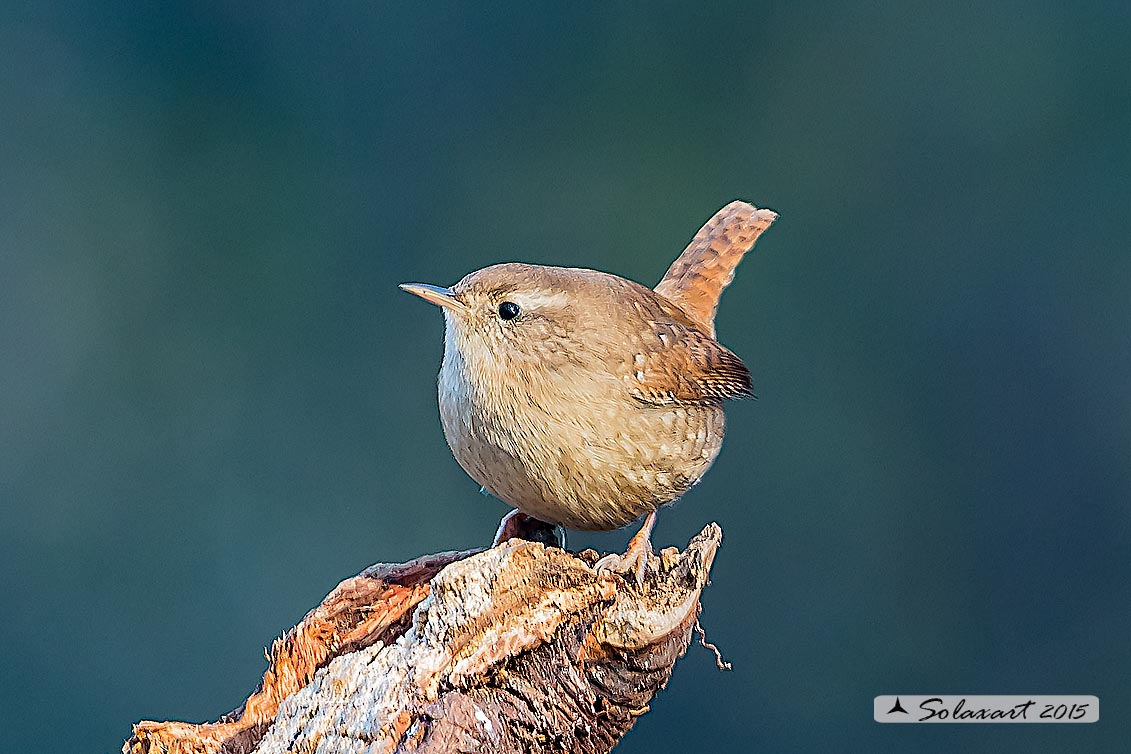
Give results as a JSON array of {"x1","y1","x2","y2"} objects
[{"x1": 497, "y1": 301, "x2": 521, "y2": 320}]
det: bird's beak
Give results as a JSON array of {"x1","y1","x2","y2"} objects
[{"x1": 399, "y1": 283, "x2": 465, "y2": 312}]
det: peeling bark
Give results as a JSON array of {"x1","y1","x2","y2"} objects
[{"x1": 125, "y1": 524, "x2": 722, "y2": 754}]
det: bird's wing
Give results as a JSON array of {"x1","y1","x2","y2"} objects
[
  {"x1": 622, "y1": 316, "x2": 753, "y2": 406},
  {"x1": 654, "y1": 201, "x2": 777, "y2": 337}
]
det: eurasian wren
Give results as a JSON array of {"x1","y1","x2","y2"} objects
[{"x1": 401, "y1": 201, "x2": 776, "y2": 572}]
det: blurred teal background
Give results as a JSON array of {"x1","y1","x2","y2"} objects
[{"x1": 2, "y1": 2, "x2": 1129, "y2": 752}]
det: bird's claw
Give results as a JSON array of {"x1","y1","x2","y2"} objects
[
  {"x1": 493, "y1": 509, "x2": 566, "y2": 548},
  {"x1": 595, "y1": 511, "x2": 657, "y2": 588}
]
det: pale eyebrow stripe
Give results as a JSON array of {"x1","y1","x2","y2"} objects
[{"x1": 512, "y1": 291, "x2": 569, "y2": 309}]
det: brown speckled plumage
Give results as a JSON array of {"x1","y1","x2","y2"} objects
[
  {"x1": 655, "y1": 201, "x2": 779, "y2": 338},
  {"x1": 403, "y1": 201, "x2": 777, "y2": 532}
]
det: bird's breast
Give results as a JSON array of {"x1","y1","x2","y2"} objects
[{"x1": 436, "y1": 340, "x2": 726, "y2": 531}]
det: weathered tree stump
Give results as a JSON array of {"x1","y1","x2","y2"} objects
[{"x1": 125, "y1": 524, "x2": 723, "y2": 754}]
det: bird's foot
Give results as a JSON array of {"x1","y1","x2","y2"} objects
[
  {"x1": 492, "y1": 509, "x2": 567, "y2": 549},
  {"x1": 595, "y1": 511, "x2": 657, "y2": 588}
]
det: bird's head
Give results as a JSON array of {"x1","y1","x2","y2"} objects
[{"x1": 400, "y1": 263, "x2": 606, "y2": 373}]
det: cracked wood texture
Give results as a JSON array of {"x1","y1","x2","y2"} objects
[{"x1": 125, "y1": 524, "x2": 723, "y2": 754}]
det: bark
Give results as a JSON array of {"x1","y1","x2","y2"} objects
[{"x1": 125, "y1": 524, "x2": 723, "y2": 754}]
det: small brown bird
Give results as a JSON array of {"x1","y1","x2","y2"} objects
[{"x1": 401, "y1": 201, "x2": 776, "y2": 580}]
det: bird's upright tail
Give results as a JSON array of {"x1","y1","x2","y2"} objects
[{"x1": 654, "y1": 200, "x2": 777, "y2": 337}]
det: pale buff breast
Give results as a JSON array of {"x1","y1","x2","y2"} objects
[{"x1": 437, "y1": 335, "x2": 727, "y2": 530}]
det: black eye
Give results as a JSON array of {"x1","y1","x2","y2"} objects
[{"x1": 497, "y1": 301, "x2": 521, "y2": 320}]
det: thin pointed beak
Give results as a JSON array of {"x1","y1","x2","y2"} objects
[{"x1": 399, "y1": 283, "x2": 465, "y2": 312}]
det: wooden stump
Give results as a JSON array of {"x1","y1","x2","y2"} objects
[{"x1": 125, "y1": 524, "x2": 723, "y2": 754}]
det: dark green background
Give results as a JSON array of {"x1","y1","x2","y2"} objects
[{"x1": 2, "y1": 2, "x2": 1128, "y2": 752}]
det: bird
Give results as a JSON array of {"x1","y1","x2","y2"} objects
[{"x1": 400, "y1": 200, "x2": 776, "y2": 582}]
